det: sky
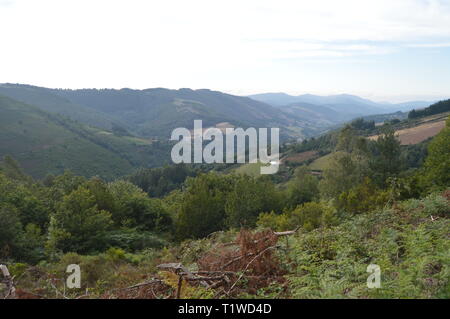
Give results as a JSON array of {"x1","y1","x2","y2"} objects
[{"x1": 1, "y1": 0, "x2": 450, "y2": 103}]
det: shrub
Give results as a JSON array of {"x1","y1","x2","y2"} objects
[
  {"x1": 258, "y1": 202, "x2": 337, "y2": 232},
  {"x1": 336, "y1": 178, "x2": 389, "y2": 214}
]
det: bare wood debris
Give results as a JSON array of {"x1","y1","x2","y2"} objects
[
  {"x1": 9, "y1": 227, "x2": 299, "y2": 299},
  {"x1": 0, "y1": 264, "x2": 16, "y2": 299}
]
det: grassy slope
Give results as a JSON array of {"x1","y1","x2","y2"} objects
[
  {"x1": 234, "y1": 162, "x2": 267, "y2": 177},
  {"x1": 308, "y1": 152, "x2": 336, "y2": 171}
]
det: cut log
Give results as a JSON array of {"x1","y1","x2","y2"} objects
[{"x1": 273, "y1": 226, "x2": 300, "y2": 237}]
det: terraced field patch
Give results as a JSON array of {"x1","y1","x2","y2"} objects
[
  {"x1": 283, "y1": 150, "x2": 318, "y2": 164},
  {"x1": 369, "y1": 119, "x2": 446, "y2": 145}
]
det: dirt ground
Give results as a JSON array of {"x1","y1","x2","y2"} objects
[
  {"x1": 282, "y1": 150, "x2": 318, "y2": 163},
  {"x1": 369, "y1": 120, "x2": 446, "y2": 145}
]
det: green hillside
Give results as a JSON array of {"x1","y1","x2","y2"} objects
[
  {"x1": 308, "y1": 152, "x2": 337, "y2": 171},
  {"x1": 280, "y1": 103, "x2": 450, "y2": 177},
  {"x1": 53, "y1": 87, "x2": 292, "y2": 137},
  {"x1": 409, "y1": 99, "x2": 450, "y2": 119},
  {"x1": 0, "y1": 84, "x2": 328, "y2": 140},
  {"x1": 0, "y1": 84, "x2": 123, "y2": 131},
  {"x1": 0, "y1": 95, "x2": 172, "y2": 179}
]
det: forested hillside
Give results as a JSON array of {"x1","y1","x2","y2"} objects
[
  {"x1": 0, "y1": 95, "x2": 172, "y2": 179},
  {"x1": 0, "y1": 84, "x2": 122, "y2": 130},
  {"x1": 0, "y1": 84, "x2": 325, "y2": 140},
  {"x1": 281, "y1": 102, "x2": 449, "y2": 175},
  {"x1": 409, "y1": 99, "x2": 450, "y2": 119}
]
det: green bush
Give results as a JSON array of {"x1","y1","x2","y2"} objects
[{"x1": 258, "y1": 202, "x2": 337, "y2": 232}]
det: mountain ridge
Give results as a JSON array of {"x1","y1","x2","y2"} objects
[
  {"x1": 248, "y1": 92, "x2": 438, "y2": 125},
  {"x1": 0, "y1": 84, "x2": 329, "y2": 140},
  {"x1": 248, "y1": 92, "x2": 435, "y2": 112}
]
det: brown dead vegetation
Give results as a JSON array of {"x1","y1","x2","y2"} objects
[
  {"x1": 110, "y1": 228, "x2": 294, "y2": 299},
  {"x1": 11, "y1": 228, "x2": 296, "y2": 299}
]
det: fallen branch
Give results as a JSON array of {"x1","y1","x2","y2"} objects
[
  {"x1": 157, "y1": 263, "x2": 188, "y2": 274},
  {"x1": 250, "y1": 226, "x2": 299, "y2": 245},
  {"x1": 176, "y1": 274, "x2": 183, "y2": 299},
  {"x1": 124, "y1": 279, "x2": 165, "y2": 290},
  {"x1": 48, "y1": 279, "x2": 69, "y2": 299},
  {"x1": 226, "y1": 245, "x2": 278, "y2": 295},
  {"x1": 190, "y1": 270, "x2": 236, "y2": 275},
  {"x1": 0, "y1": 264, "x2": 16, "y2": 299},
  {"x1": 273, "y1": 226, "x2": 300, "y2": 237},
  {"x1": 181, "y1": 275, "x2": 225, "y2": 281},
  {"x1": 157, "y1": 263, "x2": 210, "y2": 288},
  {"x1": 221, "y1": 252, "x2": 254, "y2": 270}
]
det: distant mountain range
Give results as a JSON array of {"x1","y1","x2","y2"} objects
[
  {"x1": 0, "y1": 85, "x2": 439, "y2": 141},
  {"x1": 0, "y1": 84, "x2": 328, "y2": 141},
  {"x1": 248, "y1": 92, "x2": 435, "y2": 124}
]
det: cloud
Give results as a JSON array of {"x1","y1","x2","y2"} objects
[
  {"x1": 406, "y1": 42, "x2": 450, "y2": 48},
  {"x1": 0, "y1": 0, "x2": 14, "y2": 6},
  {"x1": 246, "y1": 39, "x2": 397, "y2": 59},
  {"x1": 2, "y1": 1, "x2": 449, "y2": 62},
  {"x1": 237, "y1": 0, "x2": 450, "y2": 59},
  {"x1": 1, "y1": 0, "x2": 450, "y2": 96}
]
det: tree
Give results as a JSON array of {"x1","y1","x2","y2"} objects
[
  {"x1": 107, "y1": 180, "x2": 172, "y2": 231},
  {"x1": 408, "y1": 99, "x2": 450, "y2": 119},
  {"x1": 290, "y1": 202, "x2": 337, "y2": 231},
  {"x1": 0, "y1": 204, "x2": 22, "y2": 259},
  {"x1": 285, "y1": 166, "x2": 319, "y2": 209},
  {"x1": 420, "y1": 118, "x2": 450, "y2": 190},
  {"x1": 350, "y1": 118, "x2": 375, "y2": 131},
  {"x1": 258, "y1": 202, "x2": 337, "y2": 232},
  {"x1": 335, "y1": 125, "x2": 368, "y2": 154},
  {"x1": 320, "y1": 151, "x2": 368, "y2": 199},
  {"x1": 225, "y1": 175, "x2": 283, "y2": 228},
  {"x1": 0, "y1": 172, "x2": 49, "y2": 229},
  {"x1": 320, "y1": 126, "x2": 370, "y2": 199},
  {"x1": 408, "y1": 109, "x2": 417, "y2": 119},
  {"x1": 336, "y1": 178, "x2": 389, "y2": 214},
  {"x1": 176, "y1": 173, "x2": 233, "y2": 240},
  {"x1": 48, "y1": 170, "x2": 87, "y2": 204},
  {"x1": 126, "y1": 164, "x2": 196, "y2": 197},
  {"x1": 368, "y1": 125, "x2": 402, "y2": 187},
  {"x1": 85, "y1": 177, "x2": 116, "y2": 214},
  {"x1": 48, "y1": 187, "x2": 113, "y2": 254}
]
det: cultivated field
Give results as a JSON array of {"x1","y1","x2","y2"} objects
[
  {"x1": 369, "y1": 119, "x2": 446, "y2": 145},
  {"x1": 282, "y1": 150, "x2": 318, "y2": 164}
]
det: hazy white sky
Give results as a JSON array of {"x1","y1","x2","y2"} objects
[{"x1": 1, "y1": 0, "x2": 450, "y2": 102}]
